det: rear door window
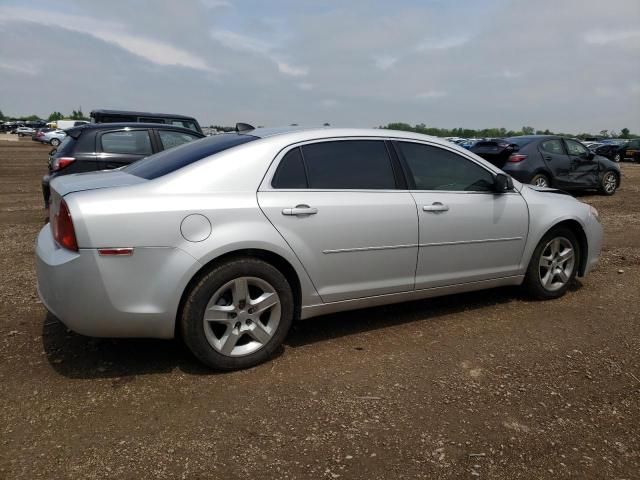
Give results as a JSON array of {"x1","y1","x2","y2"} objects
[
  {"x1": 101, "y1": 130, "x2": 153, "y2": 155},
  {"x1": 272, "y1": 147, "x2": 308, "y2": 188},
  {"x1": 300, "y1": 140, "x2": 395, "y2": 189},
  {"x1": 158, "y1": 130, "x2": 202, "y2": 150},
  {"x1": 541, "y1": 139, "x2": 565, "y2": 155}
]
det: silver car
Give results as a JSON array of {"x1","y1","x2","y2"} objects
[{"x1": 36, "y1": 127, "x2": 603, "y2": 370}]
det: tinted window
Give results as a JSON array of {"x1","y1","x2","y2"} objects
[
  {"x1": 398, "y1": 142, "x2": 495, "y2": 192},
  {"x1": 158, "y1": 130, "x2": 201, "y2": 150},
  {"x1": 565, "y1": 139, "x2": 589, "y2": 157},
  {"x1": 101, "y1": 130, "x2": 152, "y2": 155},
  {"x1": 272, "y1": 147, "x2": 308, "y2": 188},
  {"x1": 125, "y1": 133, "x2": 257, "y2": 179},
  {"x1": 301, "y1": 140, "x2": 395, "y2": 189},
  {"x1": 541, "y1": 139, "x2": 564, "y2": 155}
]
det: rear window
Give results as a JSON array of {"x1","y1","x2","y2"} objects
[
  {"x1": 124, "y1": 133, "x2": 257, "y2": 179},
  {"x1": 54, "y1": 135, "x2": 76, "y2": 156}
]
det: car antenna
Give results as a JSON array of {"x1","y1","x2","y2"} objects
[{"x1": 236, "y1": 122, "x2": 255, "y2": 133}]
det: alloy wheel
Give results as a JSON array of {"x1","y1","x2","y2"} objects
[
  {"x1": 534, "y1": 176, "x2": 548, "y2": 188},
  {"x1": 538, "y1": 237, "x2": 575, "y2": 291},
  {"x1": 603, "y1": 172, "x2": 617, "y2": 194},
  {"x1": 202, "y1": 276, "x2": 281, "y2": 357}
]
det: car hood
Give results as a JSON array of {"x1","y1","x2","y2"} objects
[{"x1": 50, "y1": 169, "x2": 146, "y2": 197}]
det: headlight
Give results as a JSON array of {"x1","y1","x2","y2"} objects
[{"x1": 589, "y1": 205, "x2": 600, "y2": 222}]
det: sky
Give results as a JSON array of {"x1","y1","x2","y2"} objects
[{"x1": 0, "y1": 0, "x2": 638, "y2": 133}]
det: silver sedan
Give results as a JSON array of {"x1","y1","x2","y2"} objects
[{"x1": 36, "y1": 127, "x2": 603, "y2": 370}]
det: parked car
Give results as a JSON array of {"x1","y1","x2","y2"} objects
[
  {"x1": 15, "y1": 126, "x2": 36, "y2": 137},
  {"x1": 42, "y1": 129, "x2": 67, "y2": 147},
  {"x1": 593, "y1": 142, "x2": 627, "y2": 163},
  {"x1": 42, "y1": 122, "x2": 204, "y2": 206},
  {"x1": 473, "y1": 135, "x2": 620, "y2": 195},
  {"x1": 623, "y1": 138, "x2": 640, "y2": 162},
  {"x1": 90, "y1": 109, "x2": 203, "y2": 134},
  {"x1": 32, "y1": 127, "x2": 54, "y2": 142},
  {"x1": 36, "y1": 126, "x2": 603, "y2": 370}
]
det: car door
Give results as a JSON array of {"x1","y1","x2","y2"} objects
[
  {"x1": 97, "y1": 129, "x2": 154, "y2": 169},
  {"x1": 258, "y1": 139, "x2": 419, "y2": 303},
  {"x1": 564, "y1": 138, "x2": 599, "y2": 187},
  {"x1": 394, "y1": 141, "x2": 529, "y2": 289},
  {"x1": 538, "y1": 138, "x2": 572, "y2": 187}
]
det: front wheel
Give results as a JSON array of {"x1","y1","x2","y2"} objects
[
  {"x1": 599, "y1": 170, "x2": 618, "y2": 196},
  {"x1": 531, "y1": 173, "x2": 550, "y2": 188},
  {"x1": 180, "y1": 258, "x2": 294, "y2": 370},
  {"x1": 523, "y1": 227, "x2": 580, "y2": 300}
]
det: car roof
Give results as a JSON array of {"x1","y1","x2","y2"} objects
[
  {"x1": 66, "y1": 122, "x2": 204, "y2": 136},
  {"x1": 90, "y1": 109, "x2": 197, "y2": 121},
  {"x1": 243, "y1": 126, "x2": 460, "y2": 149}
]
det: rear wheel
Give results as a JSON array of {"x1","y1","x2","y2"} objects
[
  {"x1": 523, "y1": 227, "x2": 580, "y2": 299},
  {"x1": 180, "y1": 258, "x2": 294, "y2": 370},
  {"x1": 50, "y1": 138, "x2": 61, "y2": 147},
  {"x1": 599, "y1": 170, "x2": 618, "y2": 195},
  {"x1": 531, "y1": 173, "x2": 550, "y2": 188}
]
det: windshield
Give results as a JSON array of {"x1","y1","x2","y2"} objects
[{"x1": 124, "y1": 133, "x2": 258, "y2": 180}]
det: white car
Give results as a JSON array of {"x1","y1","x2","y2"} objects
[
  {"x1": 36, "y1": 126, "x2": 603, "y2": 370},
  {"x1": 42, "y1": 129, "x2": 66, "y2": 147}
]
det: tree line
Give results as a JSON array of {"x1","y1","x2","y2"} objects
[
  {"x1": 381, "y1": 123, "x2": 637, "y2": 139},
  {"x1": 0, "y1": 108, "x2": 89, "y2": 122}
]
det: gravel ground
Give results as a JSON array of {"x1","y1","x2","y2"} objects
[{"x1": 1, "y1": 139, "x2": 639, "y2": 479}]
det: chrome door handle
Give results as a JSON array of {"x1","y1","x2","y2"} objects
[
  {"x1": 423, "y1": 202, "x2": 449, "y2": 212},
  {"x1": 282, "y1": 205, "x2": 318, "y2": 216}
]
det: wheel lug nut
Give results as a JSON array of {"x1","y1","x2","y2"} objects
[
  {"x1": 246, "y1": 319, "x2": 253, "y2": 325},
  {"x1": 248, "y1": 308, "x2": 254, "y2": 314}
]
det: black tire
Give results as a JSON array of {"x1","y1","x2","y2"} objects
[
  {"x1": 530, "y1": 173, "x2": 550, "y2": 188},
  {"x1": 599, "y1": 170, "x2": 618, "y2": 196},
  {"x1": 180, "y1": 258, "x2": 294, "y2": 370},
  {"x1": 522, "y1": 226, "x2": 580, "y2": 300},
  {"x1": 50, "y1": 138, "x2": 60, "y2": 147}
]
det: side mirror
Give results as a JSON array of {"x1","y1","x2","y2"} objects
[
  {"x1": 587, "y1": 152, "x2": 595, "y2": 160},
  {"x1": 493, "y1": 173, "x2": 512, "y2": 193}
]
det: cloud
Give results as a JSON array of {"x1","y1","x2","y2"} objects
[
  {"x1": 0, "y1": 60, "x2": 39, "y2": 76},
  {"x1": 584, "y1": 29, "x2": 640, "y2": 47},
  {"x1": 373, "y1": 55, "x2": 398, "y2": 70},
  {"x1": 297, "y1": 83, "x2": 314, "y2": 91},
  {"x1": 210, "y1": 28, "x2": 308, "y2": 77},
  {"x1": 0, "y1": 6, "x2": 215, "y2": 72},
  {"x1": 320, "y1": 99, "x2": 339, "y2": 108},
  {"x1": 200, "y1": 0, "x2": 232, "y2": 8}
]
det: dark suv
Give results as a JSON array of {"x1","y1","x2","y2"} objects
[
  {"x1": 90, "y1": 109, "x2": 203, "y2": 134},
  {"x1": 42, "y1": 123, "x2": 204, "y2": 206}
]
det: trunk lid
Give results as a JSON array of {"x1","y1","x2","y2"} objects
[{"x1": 50, "y1": 169, "x2": 146, "y2": 198}]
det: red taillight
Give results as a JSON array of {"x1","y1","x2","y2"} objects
[
  {"x1": 52, "y1": 157, "x2": 75, "y2": 171},
  {"x1": 508, "y1": 154, "x2": 527, "y2": 163},
  {"x1": 52, "y1": 200, "x2": 78, "y2": 251}
]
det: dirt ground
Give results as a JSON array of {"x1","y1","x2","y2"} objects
[{"x1": 0, "y1": 138, "x2": 638, "y2": 479}]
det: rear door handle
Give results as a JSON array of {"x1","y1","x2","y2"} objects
[
  {"x1": 423, "y1": 202, "x2": 449, "y2": 213},
  {"x1": 282, "y1": 204, "x2": 318, "y2": 216}
]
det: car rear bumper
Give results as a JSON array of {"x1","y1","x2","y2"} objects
[{"x1": 36, "y1": 224, "x2": 198, "y2": 339}]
